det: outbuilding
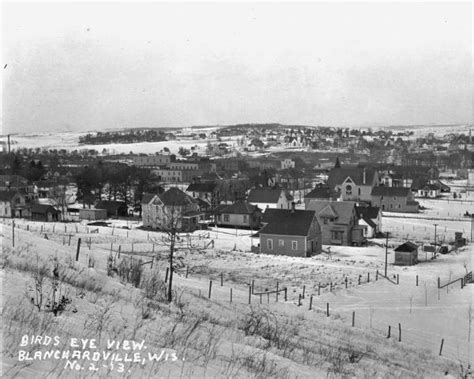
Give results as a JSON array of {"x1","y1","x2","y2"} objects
[
  {"x1": 79, "y1": 208, "x2": 108, "y2": 221},
  {"x1": 394, "y1": 241, "x2": 419, "y2": 266}
]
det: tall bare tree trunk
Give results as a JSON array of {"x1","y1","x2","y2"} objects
[{"x1": 167, "y1": 233, "x2": 175, "y2": 302}]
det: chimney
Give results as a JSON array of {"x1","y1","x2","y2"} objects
[
  {"x1": 363, "y1": 168, "x2": 366, "y2": 185},
  {"x1": 291, "y1": 201, "x2": 295, "y2": 213}
]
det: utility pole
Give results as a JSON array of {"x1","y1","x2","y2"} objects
[
  {"x1": 385, "y1": 231, "x2": 389, "y2": 277},
  {"x1": 434, "y1": 223, "x2": 438, "y2": 258}
]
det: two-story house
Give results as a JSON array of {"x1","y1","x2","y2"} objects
[
  {"x1": 306, "y1": 200, "x2": 366, "y2": 246},
  {"x1": 371, "y1": 186, "x2": 419, "y2": 213},
  {"x1": 0, "y1": 190, "x2": 30, "y2": 218},
  {"x1": 257, "y1": 205, "x2": 322, "y2": 257},
  {"x1": 141, "y1": 187, "x2": 203, "y2": 232}
]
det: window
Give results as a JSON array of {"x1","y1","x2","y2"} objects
[
  {"x1": 243, "y1": 215, "x2": 248, "y2": 223},
  {"x1": 398, "y1": 204, "x2": 401, "y2": 208},
  {"x1": 279, "y1": 239, "x2": 284, "y2": 247},
  {"x1": 292, "y1": 241, "x2": 298, "y2": 250},
  {"x1": 390, "y1": 204, "x2": 393, "y2": 209},
  {"x1": 323, "y1": 218, "x2": 328, "y2": 224},
  {"x1": 331, "y1": 231, "x2": 343, "y2": 241},
  {"x1": 267, "y1": 239, "x2": 273, "y2": 250},
  {"x1": 223, "y1": 214, "x2": 230, "y2": 222},
  {"x1": 345, "y1": 184, "x2": 352, "y2": 195}
]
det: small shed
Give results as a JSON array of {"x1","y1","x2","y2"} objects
[
  {"x1": 31, "y1": 204, "x2": 59, "y2": 222},
  {"x1": 394, "y1": 241, "x2": 419, "y2": 266},
  {"x1": 79, "y1": 208, "x2": 108, "y2": 221}
]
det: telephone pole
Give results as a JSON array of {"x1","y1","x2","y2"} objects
[
  {"x1": 434, "y1": 223, "x2": 438, "y2": 258},
  {"x1": 384, "y1": 232, "x2": 389, "y2": 277}
]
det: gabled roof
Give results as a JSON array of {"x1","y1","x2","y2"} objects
[
  {"x1": 141, "y1": 193, "x2": 157, "y2": 204},
  {"x1": 355, "y1": 206, "x2": 380, "y2": 220},
  {"x1": 305, "y1": 185, "x2": 336, "y2": 200},
  {"x1": 327, "y1": 167, "x2": 376, "y2": 188},
  {"x1": 247, "y1": 188, "x2": 286, "y2": 203},
  {"x1": 306, "y1": 200, "x2": 356, "y2": 225},
  {"x1": 31, "y1": 204, "x2": 58, "y2": 214},
  {"x1": 0, "y1": 190, "x2": 21, "y2": 202},
  {"x1": 360, "y1": 216, "x2": 377, "y2": 229},
  {"x1": 260, "y1": 209, "x2": 316, "y2": 236},
  {"x1": 371, "y1": 186, "x2": 411, "y2": 197},
  {"x1": 216, "y1": 200, "x2": 260, "y2": 215},
  {"x1": 186, "y1": 182, "x2": 218, "y2": 193},
  {"x1": 394, "y1": 241, "x2": 418, "y2": 252},
  {"x1": 158, "y1": 187, "x2": 196, "y2": 207}
]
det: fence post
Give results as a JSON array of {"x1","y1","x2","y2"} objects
[
  {"x1": 284, "y1": 288, "x2": 287, "y2": 302},
  {"x1": 398, "y1": 323, "x2": 402, "y2": 342},
  {"x1": 208, "y1": 280, "x2": 212, "y2": 299},
  {"x1": 367, "y1": 272, "x2": 370, "y2": 282},
  {"x1": 276, "y1": 282, "x2": 279, "y2": 302},
  {"x1": 345, "y1": 277, "x2": 348, "y2": 289},
  {"x1": 461, "y1": 278, "x2": 464, "y2": 289},
  {"x1": 165, "y1": 268, "x2": 169, "y2": 283},
  {"x1": 230, "y1": 288, "x2": 232, "y2": 303},
  {"x1": 439, "y1": 338, "x2": 444, "y2": 356},
  {"x1": 251, "y1": 279, "x2": 255, "y2": 294},
  {"x1": 118, "y1": 245, "x2": 121, "y2": 259},
  {"x1": 75, "y1": 238, "x2": 81, "y2": 261},
  {"x1": 396, "y1": 274, "x2": 399, "y2": 285},
  {"x1": 352, "y1": 311, "x2": 355, "y2": 327},
  {"x1": 326, "y1": 303, "x2": 329, "y2": 317},
  {"x1": 309, "y1": 295, "x2": 313, "y2": 310},
  {"x1": 376, "y1": 270, "x2": 378, "y2": 281},
  {"x1": 220, "y1": 273, "x2": 223, "y2": 287},
  {"x1": 416, "y1": 275, "x2": 419, "y2": 286},
  {"x1": 330, "y1": 282, "x2": 333, "y2": 292},
  {"x1": 438, "y1": 277, "x2": 440, "y2": 289},
  {"x1": 358, "y1": 275, "x2": 361, "y2": 285},
  {"x1": 387, "y1": 325, "x2": 391, "y2": 338},
  {"x1": 302, "y1": 285, "x2": 306, "y2": 299},
  {"x1": 298, "y1": 294, "x2": 301, "y2": 306},
  {"x1": 248, "y1": 286, "x2": 252, "y2": 304},
  {"x1": 318, "y1": 283, "x2": 321, "y2": 296}
]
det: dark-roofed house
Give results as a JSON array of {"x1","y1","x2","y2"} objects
[
  {"x1": 355, "y1": 206, "x2": 382, "y2": 238},
  {"x1": 215, "y1": 200, "x2": 262, "y2": 229},
  {"x1": 304, "y1": 184, "x2": 339, "y2": 207},
  {"x1": 141, "y1": 187, "x2": 202, "y2": 232},
  {"x1": 371, "y1": 186, "x2": 419, "y2": 213},
  {"x1": 394, "y1": 241, "x2": 419, "y2": 266},
  {"x1": 417, "y1": 183, "x2": 441, "y2": 198},
  {"x1": 0, "y1": 190, "x2": 29, "y2": 218},
  {"x1": 96, "y1": 200, "x2": 128, "y2": 217},
  {"x1": 257, "y1": 205, "x2": 322, "y2": 257},
  {"x1": 327, "y1": 167, "x2": 379, "y2": 202},
  {"x1": 306, "y1": 200, "x2": 366, "y2": 246},
  {"x1": 247, "y1": 188, "x2": 292, "y2": 211},
  {"x1": 185, "y1": 181, "x2": 219, "y2": 208},
  {"x1": 31, "y1": 204, "x2": 59, "y2": 222}
]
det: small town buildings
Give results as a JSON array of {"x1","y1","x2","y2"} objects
[
  {"x1": 257, "y1": 206, "x2": 322, "y2": 257},
  {"x1": 132, "y1": 154, "x2": 171, "y2": 167},
  {"x1": 371, "y1": 186, "x2": 419, "y2": 213},
  {"x1": 214, "y1": 200, "x2": 262, "y2": 229},
  {"x1": 247, "y1": 188, "x2": 293, "y2": 210},
  {"x1": 355, "y1": 206, "x2": 382, "y2": 238},
  {"x1": 394, "y1": 241, "x2": 419, "y2": 266},
  {"x1": 141, "y1": 187, "x2": 202, "y2": 232},
  {"x1": 327, "y1": 167, "x2": 379, "y2": 202},
  {"x1": 306, "y1": 200, "x2": 366, "y2": 246},
  {"x1": 186, "y1": 181, "x2": 219, "y2": 208},
  {"x1": 0, "y1": 191, "x2": 29, "y2": 218},
  {"x1": 31, "y1": 204, "x2": 59, "y2": 222},
  {"x1": 0, "y1": 175, "x2": 35, "y2": 201},
  {"x1": 79, "y1": 208, "x2": 108, "y2": 221},
  {"x1": 96, "y1": 200, "x2": 128, "y2": 217},
  {"x1": 417, "y1": 184, "x2": 441, "y2": 198}
]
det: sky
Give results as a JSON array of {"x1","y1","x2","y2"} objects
[{"x1": 1, "y1": 1, "x2": 472, "y2": 134}]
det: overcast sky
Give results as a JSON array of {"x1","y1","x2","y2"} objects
[{"x1": 2, "y1": 2, "x2": 472, "y2": 134}]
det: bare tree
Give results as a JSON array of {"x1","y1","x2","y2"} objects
[{"x1": 50, "y1": 183, "x2": 72, "y2": 221}]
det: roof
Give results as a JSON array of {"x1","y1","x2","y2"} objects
[
  {"x1": 216, "y1": 200, "x2": 260, "y2": 215},
  {"x1": 305, "y1": 185, "x2": 336, "y2": 200},
  {"x1": 422, "y1": 184, "x2": 440, "y2": 191},
  {"x1": 31, "y1": 204, "x2": 58, "y2": 214},
  {"x1": 186, "y1": 182, "x2": 218, "y2": 193},
  {"x1": 306, "y1": 200, "x2": 356, "y2": 225},
  {"x1": 355, "y1": 206, "x2": 380, "y2": 219},
  {"x1": 259, "y1": 209, "x2": 316, "y2": 236},
  {"x1": 371, "y1": 186, "x2": 411, "y2": 197},
  {"x1": 327, "y1": 167, "x2": 376, "y2": 188},
  {"x1": 0, "y1": 190, "x2": 21, "y2": 202},
  {"x1": 394, "y1": 241, "x2": 418, "y2": 252},
  {"x1": 141, "y1": 193, "x2": 157, "y2": 204},
  {"x1": 247, "y1": 188, "x2": 286, "y2": 204},
  {"x1": 360, "y1": 216, "x2": 377, "y2": 229},
  {"x1": 158, "y1": 187, "x2": 196, "y2": 207}
]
